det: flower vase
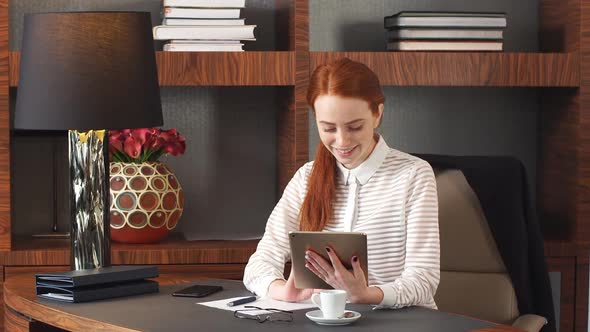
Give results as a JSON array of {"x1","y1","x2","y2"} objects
[{"x1": 109, "y1": 161, "x2": 184, "y2": 244}]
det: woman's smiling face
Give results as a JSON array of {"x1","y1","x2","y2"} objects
[{"x1": 314, "y1": 95, "x2": 383, "y2": 169}]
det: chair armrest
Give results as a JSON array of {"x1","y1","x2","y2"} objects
[{"x1": 512, "y1": 314, "x2": 547, "y2": 332}]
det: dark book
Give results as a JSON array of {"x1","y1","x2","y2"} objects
[
  {"x1": 387, "y1": 28, "x2": 503, "y2": 40},
  {"x1": 35, "y1": 265, "x2": 159, "y2": 288},
  {"x1": 37, "y1": 279, "x2": 159, "y2": 303},
  {"x1": 385, "y1": 12, "x2": 507, "y2": 29}
]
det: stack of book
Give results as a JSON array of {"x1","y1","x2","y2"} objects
[
  {"x1": 153, "y1": 0, "x2": 257, "y2": 52},
  {"x1": 36, "y1": 266, "x2": 159, "y2": 303},
  {"x1": 384, "y1": 11, "x2": 507, "y2": 51}
]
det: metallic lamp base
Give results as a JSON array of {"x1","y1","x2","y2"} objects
[{"x1": 68, "y1": 130, "x2": 111, "y2": 270}]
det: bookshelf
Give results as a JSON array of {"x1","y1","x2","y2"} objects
[{"x1": 0, "y1": 0, "x2": 588, "y2": 331}]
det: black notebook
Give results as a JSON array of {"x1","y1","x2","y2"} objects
[
  {"x1": 36, "y1": 265, "x2": 159, "y2": 303},
  {"x1": 36, "y1": 279, "x2": 159, "y2": 303}
]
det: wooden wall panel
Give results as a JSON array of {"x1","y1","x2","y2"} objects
[
  {"x1": 275, "y1": 0, "x2": 294, "y2": 51},
  {"x1": 547, "y1": 257, "x2": 576, "y2": 332},
  {"x1": 292, "y1": 0, "x2": 310, "y2": 186},
  {"x1": 294, "y1": 0, "x2": 309, "y2": 52},
  {"x1": 575, "y1": 0, "x2": 590, "y2": 246},
  {"x1": 278, "y1": 0, "x2": 309, "y2": 192},
  {"x1": 575, "y1": 254, "x2": 589, "y2": 332},
  {"x1": 0, "y1": 0, "x2": 9, "y2": 252},
  {"x1": 277, "y1": 87, "x2": 296, "y2": 193},
  {"x1": 540, "y1": 0, "x2": 580, "y2": 52},
  {"x1": 539, "y1": 90, "x2": 579, "y2": 240},
  {"x1": 539, "y1": 0, "x2": 590, "y2": 247}
]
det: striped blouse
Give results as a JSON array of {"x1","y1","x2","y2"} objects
[{"x1": 243, "y1": 136, "x2": 440, "y2": 309}]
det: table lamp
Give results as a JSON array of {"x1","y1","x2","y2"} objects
[{"x1": 14, "y1": 12, "x2": 163, "y2": 270}]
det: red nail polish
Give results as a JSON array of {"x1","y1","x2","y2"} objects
[{"x1": 352, "y1": 256, "x2": 358, "y2": 262}]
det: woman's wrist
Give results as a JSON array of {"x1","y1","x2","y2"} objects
[
  {"x1": 350, "y1": 286, "x2": 384, "y2": 304},
  {"x1": 366, "y1": 286, "x2": 384, "y2": 304}
]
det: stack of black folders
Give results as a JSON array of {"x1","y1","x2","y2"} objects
[{"x1": 35, "y1": 265, "x2": 159, "y2": 303}]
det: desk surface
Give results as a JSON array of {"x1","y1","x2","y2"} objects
[{"x1": 4, "y1": 272, "x2": 521, "y2": 332}]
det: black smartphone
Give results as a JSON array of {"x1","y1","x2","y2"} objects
[{"x1": 172, "y1": 285, "x2": 223, "y2": 298}]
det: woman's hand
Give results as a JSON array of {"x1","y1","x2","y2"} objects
[
  {"x1": 267, "y1": 270, "x2": 317, "y2": 302},
  {"x1": 305, "y1": 246, "x2": 383, "y2": 304}
]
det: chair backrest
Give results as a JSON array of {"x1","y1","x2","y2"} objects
[{"x1": 433, "y1": 168, "x2": 519, "y2": 324}]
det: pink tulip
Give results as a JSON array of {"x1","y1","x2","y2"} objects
[
  {"x1": 144, "y1": 128, "x2": 161, "y2": 150},
  {"x1": 160, "y1": 128, "x2": 179, "y2": 143},
  {"x1": 150, "y1": 137, "x2": 164, "y2": 150},
  {"x1": 123, "y1": 136, "x2": 142, "y2": 159},
  {"x1": 109, "y1": 137, "x2": 123, "y2": 153},
  {"x1": 131, "y1": 128, "x2": 152, "y2": 145},
  {"x1": 176, "y1": 137, "x2": 186, "y2": 155},
  {"x1": 109, "y1": 130, "x2": 122, "y2": 140},
  {"x1": 108, "y1": 130, "x2": 124, "y2": 153}
]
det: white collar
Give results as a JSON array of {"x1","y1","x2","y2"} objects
[{"x1": 336, "y1": 135, "x2": 389, "y2": 186}]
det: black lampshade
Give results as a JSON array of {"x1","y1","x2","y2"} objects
[{"x1": 14, "y1": 12, "x2": 163, "y2": 131}]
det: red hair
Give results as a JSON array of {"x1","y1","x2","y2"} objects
[{"x1": 299, "y1": 58, "x2": 384, "y2": 231}]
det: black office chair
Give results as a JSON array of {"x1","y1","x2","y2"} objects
[{"x1": 416, "y1": 154, "x2": 556, "y2": 332}]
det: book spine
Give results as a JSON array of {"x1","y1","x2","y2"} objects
[
  {"x1": 164, "y1": 8, "x2": 241, "y2": 19},
  {"x1": 72, "y1": 267, "x2": 159, "y2": 287},
  {"x1": 387, "y1": 29, "x2": 503, "y2": 40},
  {"x1": 153, "y1": 26, "x2": 256, "y2": 40},
  {"x1": 163, "y1": 0, "x2": 245, "y2": 8},
  {"x1": 385, "y1": 17, "x2": 507, "y2": 29},
  {"x1": 163, "y1": 18, "x2": 245, "y2": 26}
]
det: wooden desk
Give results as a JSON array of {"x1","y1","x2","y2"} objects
[{"x1": 4, "y1": 272, "x2": 522, "y2": 332}]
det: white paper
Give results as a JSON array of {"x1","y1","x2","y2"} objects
[
  {"x1": 40, "y1": 293, "x2": 73, "y2": 301},
  {"x1": 197, "y1": 296, "x2": 317, "y2": 315}
]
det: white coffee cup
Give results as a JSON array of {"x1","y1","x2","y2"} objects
[{"x1": 311, "y1": 290, "x2": 347, "y2": 319}]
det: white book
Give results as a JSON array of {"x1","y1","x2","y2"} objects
[
  {"x1": 387, "y1": 40, "x2": 503, "y2": 51},
  {"x1": 163, "y1": 0, "x2": 245, "y2": 8},
  {"x1": 153, "y1": 25, "x2": 256, "y2": 40},
  {"x1": 163, "y1": 43, "x2": 244, "y2": 52},
  {"x1": 164, "y1": 7, "x2": 241, "y2": 19},
  {"x1": 163, "y1": 18, "x2": 245, "y2": 25},
  {"x1": 170, "y1": 39, "x2": 242, "y2": 43},
  {"x1": 387, "y1": 28, "x2": 503, "y2": 40}
]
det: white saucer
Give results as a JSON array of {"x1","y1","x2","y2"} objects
[{"x1": 305, "y1": 310, "x2": 361, "y2": 326}]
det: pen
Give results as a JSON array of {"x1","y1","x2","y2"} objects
[{"x1": 227, "y1": 296, "x2": 258, "y2": 307}]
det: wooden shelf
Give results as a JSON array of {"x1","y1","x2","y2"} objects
[
  {"x1": 11, "y1": 51, "x2": 579, "y2": 87},
  {"x1": 311, "y1": 52, "x2": 580, "y2": 87},
  {"x1": 9, "y1": 51, "x2": 295, "y2": 87},
  {"x1": 3, "y1": 234, "x2": 576, "y2": 266},
  {"x1": 3, "y1": 234, "x2": 259, "y2": 266}
]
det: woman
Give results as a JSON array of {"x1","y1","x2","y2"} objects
[{"x1": 243, "y1": 58, "x2": 439, "y2": 308}]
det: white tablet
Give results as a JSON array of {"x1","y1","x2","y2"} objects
[{"x1": 289, "y1": 231, "x2": 368, "y2": 289}]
